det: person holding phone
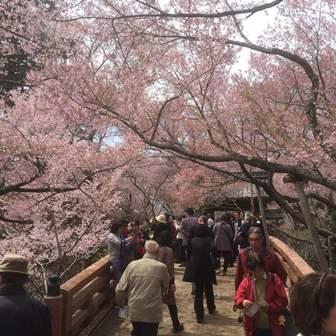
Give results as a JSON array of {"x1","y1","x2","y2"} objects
[{"x1": 235, "y1": 253, "x2": 288, "y2": 336}]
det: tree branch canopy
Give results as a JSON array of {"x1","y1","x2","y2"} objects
[
  {"x1": 58, "y1": 0, "x2": 284, "y2": 21},
  {"x1": 226, "y1": 39, "x2": 320, "y2": 136}
]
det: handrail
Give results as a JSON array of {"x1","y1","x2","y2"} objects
[
  {"x1": 45, "y1": 255, "x2": 115, "y2": 336},
  {"x1": 270, "y1": 236, "x2": 314, "y2": 285}
]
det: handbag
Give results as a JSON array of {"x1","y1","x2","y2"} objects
[{"x1": 282, "y1": 308, "x2": 299, "y2": 336}]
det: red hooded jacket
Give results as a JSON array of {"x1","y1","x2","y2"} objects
[{"x1": 235, "y1": 273, "x2": 288, "y2": 336}]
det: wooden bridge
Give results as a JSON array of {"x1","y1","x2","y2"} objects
[{"x1": 44, "y1": 237, "x2": 314, "y2": 336}]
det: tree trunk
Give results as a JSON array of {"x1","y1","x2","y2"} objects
[
  {"x1": 328, "y1": 236, "x2": 334, "y2": 272},
  {"x1": 256, "y1": 186, "x2": 270, "y2": 247},
  {"x1": 295, "y1": 181, "x2": 328, "y2": 271}
]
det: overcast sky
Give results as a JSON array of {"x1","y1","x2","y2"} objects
[{"x1": 236, "y1": 6, "x2": 278, "y2": 71}]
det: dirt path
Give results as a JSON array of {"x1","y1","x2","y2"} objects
[{"x1": 93, "y1": 265, "x2": 245, "y2": 336}]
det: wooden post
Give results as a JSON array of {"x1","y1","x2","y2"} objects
[
  {"x1": 45, "y1": 295, "x2": 64, "y2": 336},
  {"x1": 256, "y1": 186, "x2": 270, "y2": 247},
  {"x1": 295, "y1": 181, "x2": 329, "y2": 271},
  {"x1": 62, "y1": 292, "x2": 73, "y2": 336},
  {"x1": 44, "y1": 275, "x2": 63, "y2": 336}
]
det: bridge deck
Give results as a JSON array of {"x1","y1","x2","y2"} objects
[{"x1": 92, "y1": 265, "x2": 244, "y2": 336}]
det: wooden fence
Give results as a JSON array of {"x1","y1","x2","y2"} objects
[
  {"x1": 44, "y1": 255, "x2": 115, "y2": 336},
  {"x1": 270, "y1": 236, "x2": 314, "y2": 285}
]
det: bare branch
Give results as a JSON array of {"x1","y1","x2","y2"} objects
[{"x1": 58, "y1": 0, "x2": 284, "y2": 22}]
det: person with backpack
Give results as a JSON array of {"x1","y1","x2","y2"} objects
[
  {"x1": 235, "y1": 227, "x2": 287, "y2": 290},
  {"x1": 213, "y1": 213, "x2": 233, "y2": 276},
  {"x1": 235, "y1": 253, "x2": 288, "y2": 336}
]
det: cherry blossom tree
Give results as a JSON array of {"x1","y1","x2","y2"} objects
[
  {"x1": 2, "y1": 0, "x2": 336, "y2": 279},
  {"x1": 49, "y1": 0, "x2": 336, "y2": 269}
]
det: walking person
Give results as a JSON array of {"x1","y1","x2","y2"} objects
[
  {"x1": 290, "y1": 272, "x2": 336, "y2": 336},
  {"x1": 157, "y1": 231, "x2": 184, "y2": 333},
  {"x1": 235, "y1": 227, "x2": 287, "y2": 290},
  {"x1": 174, "y1": 216, "x2": 184, "y2": 264},
  {"x1": 0, "y1": 254, "x2": 52, "y2": 336},
  {"x1": 232, "y1": 212, "x2": 242, "y2": 263},
  {"x1": 213, "y1": 213, "x2": 234, "y2": 276},
  {"x1": 116, "y1": 240, "x2": 170, "y2": 336},
  {"x1": 235, "y1": 253, "x2": 288, "y2": 336},
  {"x1": 181, "y1": 208, "x2": 197, "y2": 263},
  {"x1": 183, "y1": 217, "x2": 217, "y2": 323},
  {"x1": 237, "y1": 212, "x2": 253, "y2": 249}
]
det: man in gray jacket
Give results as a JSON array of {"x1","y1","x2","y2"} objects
[{"x1": 116, "y1": 240, "x2": 170, "y2": 336}]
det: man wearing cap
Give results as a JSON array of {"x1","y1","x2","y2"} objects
[{"x1": 0, "y1": 253, "x2": 51, "y2": 336}]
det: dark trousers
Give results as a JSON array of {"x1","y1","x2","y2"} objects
[
  {"x1": 183, "y1": 242, "x2": 189, "y2": 263},
  {"x1": 214, "y1": 250, "x2": 232, "y2": 272},
  {"x1": 253, "y1": 329, "x2": 272, "y2": 336},
  {"x1": 131, "y1": 321, "x2": 159, "y2": 336},
  {"x1": 194, "y1": 278, "x2": 216, "y2": 321},
  {"x1": 221, "y1": 250, "x2": 233, "y2": 272},
  {"x1": 175, "y1": 239, "x2": 184, "y2": 263},
  {"x1": 167, "y1": 304, "x2": 181, "y2": 329}
]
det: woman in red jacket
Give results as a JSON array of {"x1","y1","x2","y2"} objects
[
  {"x1": 235, "y1": 253, "x2": 288, "y2": 336},
  {"x1": 235, "y1": 227, "x2": 287, "y2": 290}
]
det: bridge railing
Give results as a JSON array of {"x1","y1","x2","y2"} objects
[
  {"x1": 45, "y1": 255, "x2": 115, "y2": 336},
  {"x1": 270, "y1": 236, "x2": 314, "y2": 285}
]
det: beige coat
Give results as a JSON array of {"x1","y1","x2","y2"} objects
[{"x1": 116, "y1": 253, "x2": 170, "y2": 323}]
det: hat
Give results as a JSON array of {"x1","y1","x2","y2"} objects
[
  {"x1": 155, "y1": 214, "x2": 167, "y2": 224},
  {"x1": 0, "y1": 254, "x2": 29, "y2": 275}
]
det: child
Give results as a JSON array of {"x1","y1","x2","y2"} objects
[{"x1": 235, "y1": 253, "x2": 288, "y2": 336}]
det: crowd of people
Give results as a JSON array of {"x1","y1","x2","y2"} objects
[
  {"x1": 0, "y1": 208, "x2": 335, "y2": 336},
  {"x1": 108, "y1": 208, "x2": 336, "y2": 336}
]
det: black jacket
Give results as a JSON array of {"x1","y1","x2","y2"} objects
[
  {"x1": 0, "y1": 285, "x2": 51, "y2": 336},
  {"x1": 183, "y1": 225, "x2": 216, "y2": 284}
]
